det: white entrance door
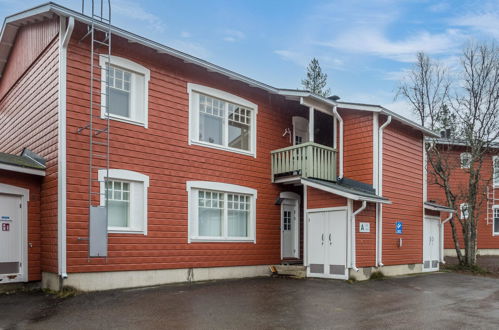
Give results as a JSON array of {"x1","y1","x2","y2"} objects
[
  {"x1": 423, "y1": 217, "x2": 440, "y2": 272},
  {"x1": 282, "y1": 200, "x2": 298, "y2": 258},
  {"x1": 292, "y1": 116, "x2": 309, "y2": 145},
  {"x1": 0, "y1": 193, "x2": 25, "y2": 283},
  {"x1": 307, "y1": 209, "x2": 348, "y2": 279}
]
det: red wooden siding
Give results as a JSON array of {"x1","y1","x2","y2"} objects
[
  {"x1": 0, "y1": 19, "x2": 59, "y2": 100},
  {"x1": 427, "y1": 149, "x2": 499, "y2": 250},
  {"x1": 382, "y1": 119, "x2": 424, "y2": 265},
  {"x1": 0, "y1": 21, "x2": 60, "y2": 274},
  {"x1": 307, "y1": 186, "x2": 347, "y2": 209},
  {"x1": 354, "y1": 201, "x2": 377, "y2": 267},
  {"x1": 64, "y1": 25, "x2": 305, "y2": 273},
  {"x1": 0, "y1": 170, "x2": 43, "y2": 281},
  {"x1": 340, "y1": 109, "x2": 373, "y2": 185}
]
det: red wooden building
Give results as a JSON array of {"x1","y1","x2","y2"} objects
[
  {"x1": 0, "y1": 3, "x2": 452, "y2": 291},
  {"x1": 427, "y1": 139, "x2": 499, "y2": 257}
]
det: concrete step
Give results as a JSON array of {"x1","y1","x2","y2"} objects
[{"x1": 273, "y1": 265, "x2": 306, "y2": 278}]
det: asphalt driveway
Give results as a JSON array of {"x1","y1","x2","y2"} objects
[{"x1": 1, "y1": 272, "x2": 498, "y2": 329}]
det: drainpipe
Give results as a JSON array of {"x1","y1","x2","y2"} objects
[
  {"x1": 377, "y1": 115, "x2": 391, "y2": 267},
  {"x1": 351, "y1": 200, "x2": 367, "y2": 272},
  {"x1": 332, "y1": 105, "x2": 344, "y2": 179},
  {"x1": 440, "y1": 213, "x2": 453, "y2": 264},
  {"x1": 57, "y1": 15, "x2": 75, "y2": 283}
]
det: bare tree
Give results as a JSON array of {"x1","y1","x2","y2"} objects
[{"x1": 398, "y1": 43, "x2": 499, "y2": 266}]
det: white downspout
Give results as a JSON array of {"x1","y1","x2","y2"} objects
[
  {"x1": 440, "y1": 213, "x2": 453, "y2": 264},
  {"x1": 58, "y1": 16, "x2": 74, "y2": 281},
  {"x1": 332, "y1": 105, "x2": 344, "y2": 179},
  {"x1": 351, "y1": 200, "x2": 367, "y2": 272},
  {"x1": 377, "y1": 115, "x2": 391, "y2": 267}
]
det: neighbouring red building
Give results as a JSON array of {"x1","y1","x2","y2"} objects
[
  {"x1": 1, "y1": 3, "x2": 453, "y2": 291},
  {"x1": 427, "y1": 139, "x2": 499, "y2": 258}
]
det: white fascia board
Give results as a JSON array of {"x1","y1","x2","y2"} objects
[
  {"x1": 0, "y1": 163, "x2": 45, "y2": 176},
  {"x1": 424, "y1": 204, "x2": 455, "y2": 213},
  {"x1": 301, "y1": 179, "x2": 391, "y2": 204}
]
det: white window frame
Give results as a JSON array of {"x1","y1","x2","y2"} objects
[
  {"x1": 98, "y1": 169, "x2": 150, "y2": 234},
  {"x1": 187, "y1": 83, "x2": 258, "y2": 157},
  {"x1": 460, "y1": 203, "x2": 469, "y2": 220},
  {"x1": 493, "y1": 156, "x2": 499, "y2": 187},
  {"x1": 186, "y1": 181, "x2": 257, "y2": 243},
  {"x1": 100, "y1": 55, "x2": 150, "y2": 128},
  {"x1": 460, "y1": 152, "x2": 471, "y2": 169},
  {"x1": 493, "y1": 205, "x2": 499, "y2": 236}
]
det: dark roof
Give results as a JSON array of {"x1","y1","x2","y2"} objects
[
  {"x1": 0, "y1": 150, "x2": 46, "y2": 170},
  {"x1": 424, "y1": 201, "x2": 455, "y2": 213},
  {"x1": 303, "y1": 178, "x2": 391, "y2": 204}
]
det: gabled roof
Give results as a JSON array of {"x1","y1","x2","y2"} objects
[
  {"x1": 0, "y1": 2, "x2": 438, "y2": 137},
  {"x1": 0, "y1": 149, "x2": 46, "y2": 176},
  {"x1": 302, "y1": 178, "x2": 391, "y2": 204}
]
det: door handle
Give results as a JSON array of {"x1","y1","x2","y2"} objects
[
  {"x1": 321, "y1": 233, "x2": 324, "y2": 245},
  {"x1": 329, "y1": 233, "x2": 332, "y2": 245}
]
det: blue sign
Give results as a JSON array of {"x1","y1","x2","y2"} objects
[{"x1": 396, "y1": 221, "x2": 403, "y2": 234}]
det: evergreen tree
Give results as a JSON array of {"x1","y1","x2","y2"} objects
[{"x1": 301, "y1": 58, "x2": 330, "y2": 97}]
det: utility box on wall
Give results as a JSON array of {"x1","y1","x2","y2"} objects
[{"x1": 89, "y1": 206, "x2": 108, "y2": 257}]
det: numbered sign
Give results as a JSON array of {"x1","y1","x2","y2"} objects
[{"x1": 396, "y1": 221, "x2": 403, "y2": 234}]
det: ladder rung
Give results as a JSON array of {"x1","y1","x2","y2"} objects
[
  {"x1": 92, "y1": 141, "x2": 109, "y2": 146},
  {"x1": 92, "y1": 154, "x2": 108, "y2": 158},
  {"x1": 93, "y1": 39, "x2": 110, "y2": 47},
  {"x1": 90, "y1": 192, "x2": 106, "y2": 195}
]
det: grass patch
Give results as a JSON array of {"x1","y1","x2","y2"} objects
[
  {"x1": 369, "y1": 271, "x2": 385, "y2": 280},
  {"x1": 444, "y1": 263, "x2": 491, "y2": 275},
  {"x1": 42, "y1": 286, "x2": 79, "y2": 298},
  {"x1": 347, "y1": 275, "x2": 357, "y2": 284}
]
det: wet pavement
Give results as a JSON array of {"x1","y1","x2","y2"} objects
[{"x1": 1, "y1": 272, "x2": 498, "y2": 329}]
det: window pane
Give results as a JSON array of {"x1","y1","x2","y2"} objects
[
  {"x1": 228, "y1": 210, "x2": 248, "y2": 237},
  {"x1": 494, "y1": 209, "x2": 499, "y2": 234},
  {"x1": 228, "y1": 104, "x2": 251, "y2": 151},
  {"x1": 108, "y1": 200, "x2": 129, "y2": 227},
  {"x1": 199, "y1": 208, "x2": 223, "y2": 236},
  {"x1": 199, "y1": 113, "x2": 223, "y2": 145},
  {"x1": 109, "y1": 88, "x2": 130, "y2": 117}
]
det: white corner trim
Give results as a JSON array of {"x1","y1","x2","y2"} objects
[
  {"x1": 186, "y1": 181, "x2": 257, "y2": 197},
  {"x1": 187, "y1": 83, "x2": 258, "y2": 112},
  {"x1": 57, "y1": 16, "x2": 74, "y2": 279},
  {"x1": 0, "y1": 183, "x2": 29, "y2": 282},
  {"x1": 99, "y1": 54, "x2": 150, "y2": 128},
  {"x1": 0, "y1": 163, "x2": 45, "y2": 176}
]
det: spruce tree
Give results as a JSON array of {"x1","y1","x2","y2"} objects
[{"x1": 301, "y1": 58, "x2": 330, "y2": 97}]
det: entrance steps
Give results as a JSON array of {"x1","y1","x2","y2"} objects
[{"x1": 272, "y1": 264, "x2": 306, "y2": 278}]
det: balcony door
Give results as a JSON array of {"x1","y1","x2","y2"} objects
[{"x1": 292, "y1": 116, "x2": 309, "y2": 145}]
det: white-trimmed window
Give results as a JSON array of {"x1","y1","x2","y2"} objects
[
  {"x1": 188, "y1": 83, "x2": 258, "y2": 157},
  {"x1": 100, "y1": 55, "x2": 150, "y2": 127},
  {"x1": 460, "y1": 152, "x2": 471, "y2": 169},
  {"x1": 460, "y1": 203, "x2": 469, "y2": 219},
  {"x1": 493, "y1": 206, "x2": 499, "y2": 235},
  {"x1": 98, "y1": 169, "x2": 149, "y2": 234},
  {"x1": 493, "y1": 156, "x2": 499, "y2": 187},
  {"x1": 186, "y1": 181, "x2": 257, "y2": 242}
]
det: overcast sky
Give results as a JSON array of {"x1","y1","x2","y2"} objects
[{"x1": 1, "y1": 0, "x2": 498, "y2": 120}]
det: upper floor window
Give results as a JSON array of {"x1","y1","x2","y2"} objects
[
  {"x1": 460, "y1": 203, "x2": 469, "y2": 219},
  {"x1": 98, "y1": 169, "x2": 150, "y2": 234},
  {"x1": 493, "y1": 156, "x2": 499, "y2": 187},
  {"x1": 100, "y1": 55, "x2": 150, "y2": 127},
  {"x1": 460, "y1": 152, "x2": 471, "y2": 169},
  {"x1": 186, "y1": 181, "x2": 257, "y2": 242},
  {"x1": 188, "y1": 83, "x2": 257, "y2": 157}
]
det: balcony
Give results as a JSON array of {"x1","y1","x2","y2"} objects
[{"x1": 271, "y1": 142, "x2": 337, "y2": 183}]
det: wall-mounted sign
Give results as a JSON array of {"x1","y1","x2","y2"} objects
[
  {"x1": 2, "y1": 223, "x2": 10, "y2": 231},
  {"x1": 359, "y1": 222, "x2": 370, "y2": 233},
  {"x1": 1, "y1": 216, "x2": 12, "y2": 221},
  {"x1": 396, "y1": 221, "x2": 403, "y2": 234}
]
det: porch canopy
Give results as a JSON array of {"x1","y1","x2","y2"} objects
[
  {"x1": 302, "y1": 177, "x2": 391, "y2": 204},
  {"x1": 424, "y1": 201, "x2": 455, "y2": 213}
]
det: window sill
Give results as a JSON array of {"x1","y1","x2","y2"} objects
[
  {"x1": 109, "y1": 229, "x2": 147, "y2": 235},
  {"x1": 189, "y1": 237, "x2": 255, "y2": 243},
  {"x1": 102, "y1": 114, "x2": 147, "y2": 128},
  {"x1": 190, "y1": 140, "x2": 255, "y2": 158}
]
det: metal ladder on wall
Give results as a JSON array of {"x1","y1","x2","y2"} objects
[{"x1": 77, "y1": 0, "x2": 112, "y2": 257}]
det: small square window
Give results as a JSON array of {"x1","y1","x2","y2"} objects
[{"x1": 460, "y1": 153, "x2": 471, "y2": 169}]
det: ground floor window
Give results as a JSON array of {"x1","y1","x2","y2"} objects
[
  {"x1": 186, "y1": 181, "x2": 256, "y2": 242},
  {"x1": 494, "y1": 206, "x2": 499, "y2": 235},
  {"x1": 99, "y1": 169, "x2": 149, "y2": 234}
]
